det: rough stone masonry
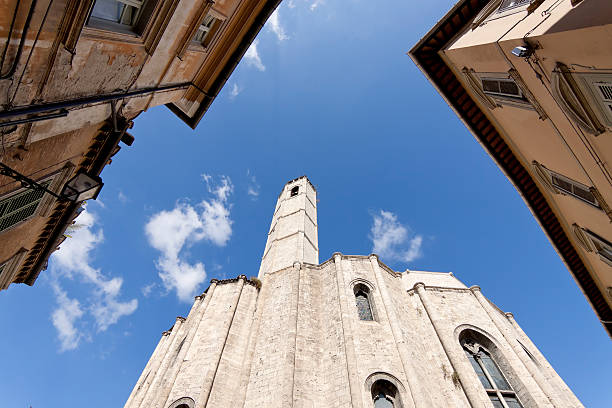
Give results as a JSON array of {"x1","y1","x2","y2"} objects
[{"x1": 124, "y1": 176, "x2": 583, "y2": 408}]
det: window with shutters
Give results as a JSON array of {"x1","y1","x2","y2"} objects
[
  {"x1": 583, "y1": 229, "x2": 612, "y2": 266},
  {"x1": 354, "y1": 284, "x2": 374, "y2": 321},
  {"x1": 481, "y1": 78, "x2": 527, "y2": 102},
  {"x1": 0, "y1": 181, "x2": 51, "y2": 233},
  {"x1": 547, "y1": 170, "x2": 599, "y2": 207},
  {"x1": 462, "y1": 338, "x2": 524, "y2": 408},
  {"x1": 581, "y1": 76, "x2": 612, "y2": 127}
]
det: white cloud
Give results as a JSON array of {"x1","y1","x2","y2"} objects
[
  {"x1": 145, "y1": 175, "x2": 234, "y2": 302},
  {"x1": 370, "y1": 210, "x2": 423, "y2": 263},
  {"x1": 51, "y1": 283, "x2": 84, "y2": 352},
  {"x1": 244, "y1": 40, "x2": 265, "y2": 71},
  {"x1": 50, "y1": 209, "x2": 138, "y2": 350},
  {"x1": 229, "y1": 83, "x2": 241, "y2": 99},
  {"x1": 267, "y1": 9, "x2": 289, "y2": 41},
  {"x1": 246, "y1": 169, "x2": 260, "y2": 200},
  {"x1": 118, "y1": 191, "x2": 129, "y2": 203},
  {"x1": 141, "y1": 282, "x2": 156, "y2": 297},
  {"x1": 310, "y1": 0, "x2": 324, "y2": 11}
]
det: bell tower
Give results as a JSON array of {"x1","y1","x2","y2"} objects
[{"x1": 258, "y1": 176, "x2": 318, "y2": 278}]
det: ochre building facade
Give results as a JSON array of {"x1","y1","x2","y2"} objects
[
  {"x1": 0, "y1": 0, "x2": 280, "y2": 290},
  {"x1": 124, "y1": 177, "x2": 582, "y2": 408},
  {"x1": 411, "y1": 0, "x2": 612, "y2": 336}
]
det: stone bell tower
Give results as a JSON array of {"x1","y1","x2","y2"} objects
[
  {"x1": 124, "y1": 176, "x2": 583, "y2": 408},
  {"x1": 258, "y1": 176, "x2": 318, "y2": 278}
]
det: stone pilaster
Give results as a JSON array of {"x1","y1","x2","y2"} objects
[
  {"x1": 414, "y1": 283, "x2": 483, "y2": 408},
  {"x1": 139, "y1": 316, "x2": 187, "y2": 408},
  {"x1": 333, "y1": 253, "x2": 363, "y2": 408},
  {"x1": 196, "y1": 277, "x2": 247, "y2": 408},
  {"x1": 470, "y1": 286, "x2": 558, "y2": 407}
]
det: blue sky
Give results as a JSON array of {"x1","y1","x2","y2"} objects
[{"x1": 0, "y1": 0, "x2": 610, "y2": 407}]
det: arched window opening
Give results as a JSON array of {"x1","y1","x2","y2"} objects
[
  {"x1": 290, "y1": 186, "x2": 299, "y2": 197},
  {"x1": 371, "y1": 379, "x2": 401, "y2": 408},
  {"x1": 462, "y1": 338, "x2": 523, "y2": 408},
  {"x1": 354, "y1": 284, "x2": 374, "y2": 321},
  {"x1": 168, "y1": 396, "x2": 195, "y2": 408}
]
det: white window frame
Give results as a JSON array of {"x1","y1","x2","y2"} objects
[
  {"x1": 574, "y1": 73, "x2": 612, "y2": 129},
  {"x1": 475, "y1": 0, "x2": 533, "y2": 27}
]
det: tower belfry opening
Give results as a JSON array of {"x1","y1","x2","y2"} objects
[{"x1": 124, "y1": 177, "x2": 583, "y2": 408}]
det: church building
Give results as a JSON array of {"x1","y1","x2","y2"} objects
[{"x1": 124, "y1": 176, "x2": 582, "y2": 408}]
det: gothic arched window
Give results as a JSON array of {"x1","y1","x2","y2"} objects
[
  {"x1": 371, "y1": 379, "x2": 401, "y2": 408},
  {"x1": 462, "y1": 339, "x2": 523, "y2": 408},
  {"x1": 354, "y1": 284, "x2": 374, "y2": 321}
]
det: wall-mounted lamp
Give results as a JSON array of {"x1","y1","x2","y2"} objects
[
  {"x1": 511, "y1": 45, "x2": 533, "y2": 58},
  {"x1": 0, "y1": 162, "x2": 103, "y2": 202}
]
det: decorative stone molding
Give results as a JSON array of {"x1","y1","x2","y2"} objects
[
  {"x1": 471, "y1": 0, "x2": 501, "y2": 29},
  {"x1": 141, "y1": 0, "x2": 181, "y2": 55},
  {"x1": 348, "y1": 277, "x2": 376, "y2": 292},
  {"x1": 572, "y1": 224, "x2": 595, "y2": 252},
  {"x1": 0, "y1": 248, "x2": 28, "y2": 290},
  {"x1": 176, "y1": 0, "x2": 215, "y2": 59},
  {"x1": 531, "y1": 161, "x2": 558, "y2": 194},
  {"x1": 168, "y1": 396, "x2": 195, "y2": 408},
  {"x1": 508, "y1": 68, "x2": 548, "y2": 120},
  {"x1": 461, "y1": 67, "x2": 498, "y2": 110},
  {"x1": 551, "y1": 63, "x2": 605, "y2": 135},
  {"x1": 59, "y1": 0, "x2": 96, "y2": 53}
]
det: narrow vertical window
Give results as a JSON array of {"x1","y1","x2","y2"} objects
[
  {"x1": 290, "y1": 186, "x2": 299, "y2": 197},
  {"x1": 354, "y1": 284, "x2": 374, "y2": 321},
  {"x1": 463, "y1": 339, "x2": 523, "y2": 408},
  {"x1": 193, "y1": 14, "x2": 222, "y2": 48}
]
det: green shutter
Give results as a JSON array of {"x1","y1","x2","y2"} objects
[{"x1": 0, "y1": 182, "x2": 50, "y2": 232}]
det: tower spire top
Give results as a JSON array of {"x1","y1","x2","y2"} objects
[{"x1": 258, "y1": 177, "x2": 319, "y2": 278}]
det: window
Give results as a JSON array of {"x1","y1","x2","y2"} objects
[
  {"x1": 193, "y1": 14, "x2": 221, "y2": 48},
  {"x1": 0, "y1": 181, "x2": 50, "y2": 233},
  {"x1": 583, "y1": 229, "x2": 612, "y2": 266},
  {"x1": 482, "y1": 78, "x2": 524, "y2": 100},
  {"x1": 354, "y1": 284, "x2": 374, "y2": 321},
  {"x1": 371, "y1": 379, "x2": 402, "y2": 408},
  {"x1": 549, "y1": 171, "x2": 598, "y2": 207},
  {"x1": 290, "y1": 186, "x2": 299, "y2": 197},
  {"x1": 90, "y1": 0, "x2": 145, "y2": 26},
  {"x1": 498, "y1": 0, "x2": 532, "y2": 12},
  {"x1": 576, "y1": 75, "x2": 612, "y2": 127},
  {"x1": 463, "y1": 339, "x2": 523, "y2": 408}
]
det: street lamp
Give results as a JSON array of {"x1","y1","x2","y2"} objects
[{"x1": 0, "y1": 162, "x2": 103, "y2": 202}]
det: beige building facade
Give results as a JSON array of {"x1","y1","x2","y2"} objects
[
  {"x1": 410, "y1": 0, "x2": 612, "y2": 336},
  {"x1": 0, "y1": 0, "x2": 280, "y2": 290},
  {"x1": 124, "y1": 177, "x2": 582, "y2": 408}
]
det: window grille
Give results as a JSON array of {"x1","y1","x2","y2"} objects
[
  {"x1": 0, "y1": 181, "x2": 50, "y2": 233},
  {"x1": 463, "y1": 341, "x2": 524, "y2": 408}
]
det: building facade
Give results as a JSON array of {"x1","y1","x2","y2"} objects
[
  {"x1": 0, "y1": 0, "x2": 280, "y2": 290},
  {"x1": 124, "y1": 177, "x2": 582, "y2": 408},
  {"x1": 410, "y1": 0, "x2": 612, "y2": 336}
]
